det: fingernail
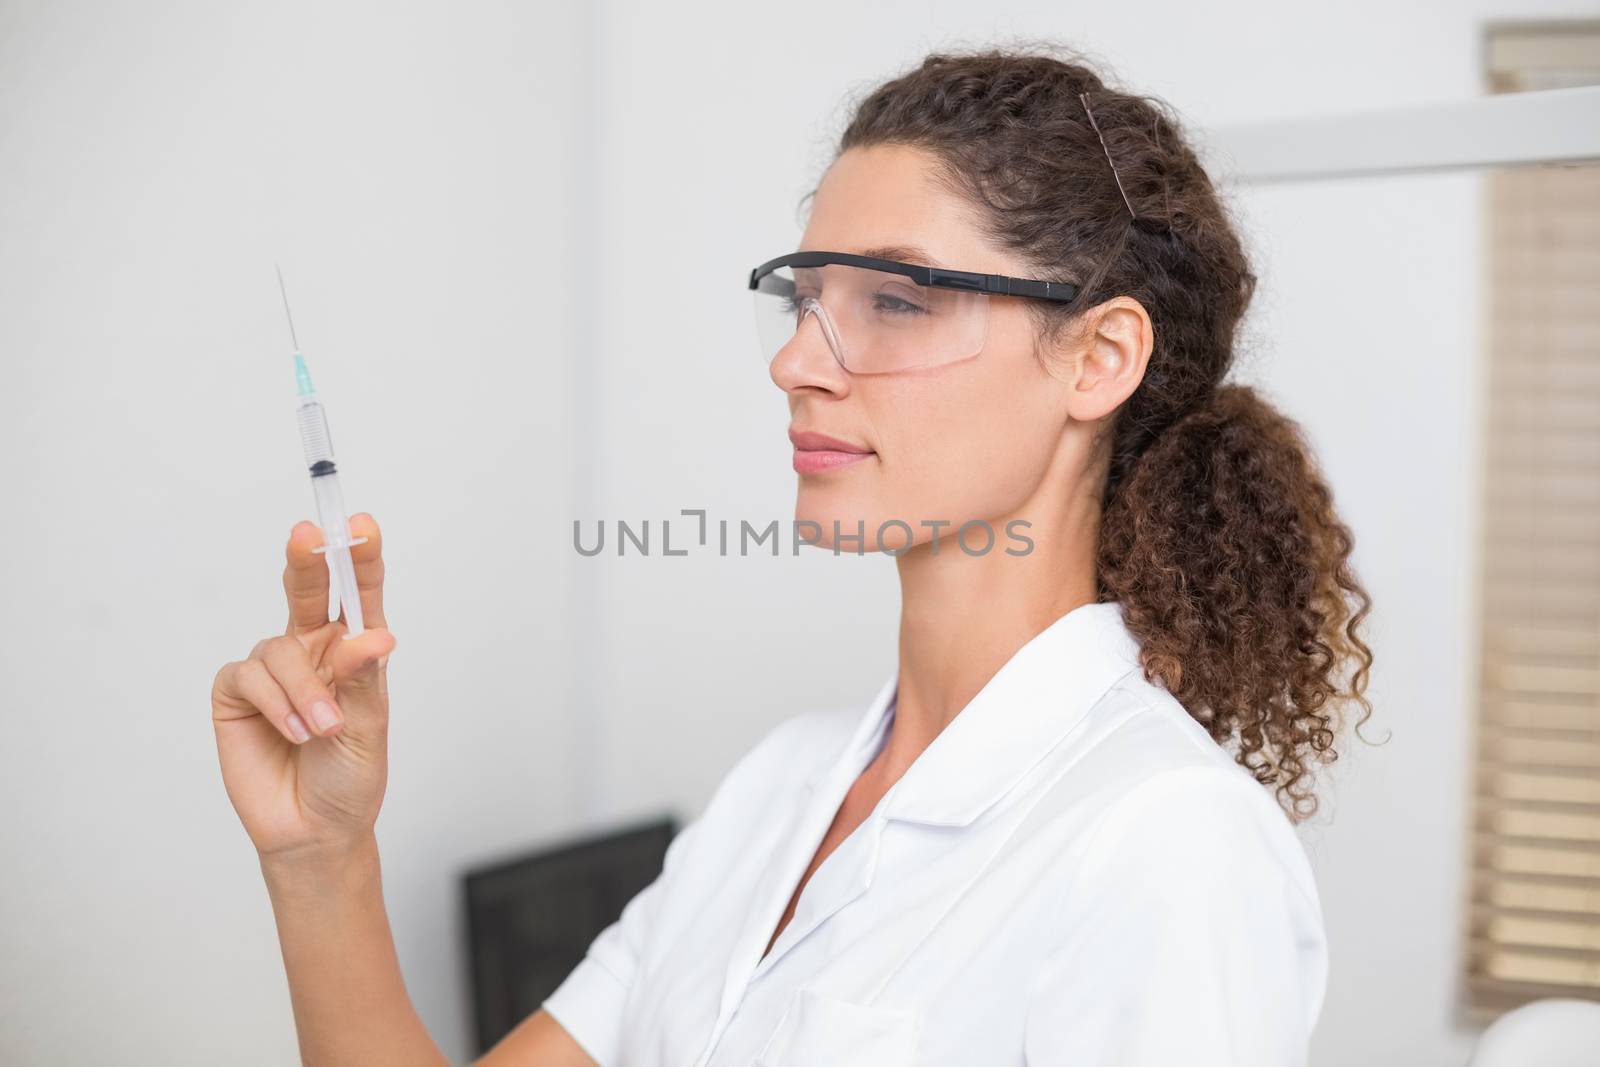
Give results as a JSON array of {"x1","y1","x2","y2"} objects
[
  {"x1": 310, "y1": 700, "x2": 342, "y2": 732},
  {"x1": 286, "y1": 712, "x2": 312, "y2": 743}
]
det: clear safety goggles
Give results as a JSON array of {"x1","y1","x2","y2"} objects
[{"x1": 748, "y1": 250, "x2": 1082, "y2": 374}]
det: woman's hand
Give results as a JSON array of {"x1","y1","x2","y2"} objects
[{"x1": 211, "y1": 513, "x2": 399, "y2": 862}]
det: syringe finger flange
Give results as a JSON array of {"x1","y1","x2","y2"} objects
[{"x1": 311, "y1": 535, "x2": 370, "y2": 555}]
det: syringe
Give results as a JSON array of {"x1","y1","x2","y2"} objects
[{"x1": 276, "y1": 265, "x2": 367, "y2": 637}]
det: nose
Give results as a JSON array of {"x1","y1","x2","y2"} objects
[{"x1": 768, "y1": 298, "x2": 851, "y2": 396}]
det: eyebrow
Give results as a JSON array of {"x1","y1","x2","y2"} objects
[
  {"x1": 794, "y1": 243, "x2": 942, "y2": 268},
  {"x1": 856, "y1": 243, "x2": 940, "y2": 267}
]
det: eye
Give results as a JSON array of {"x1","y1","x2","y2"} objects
[{"x1": 874, "y1": 292, "x2": 927, "y2": 316}]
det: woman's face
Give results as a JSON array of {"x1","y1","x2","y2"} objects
[{"x1": 770, "y1": 143, "x2": 1145, "y2": 554}]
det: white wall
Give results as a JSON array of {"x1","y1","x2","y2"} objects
[
  {"x1": 0, "y1": 2, "x2": 593, "y2": 1062},
  {"x1": 2, "y1": 1, "x2": 1588, "y2": 1064}
]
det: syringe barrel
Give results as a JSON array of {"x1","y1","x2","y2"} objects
[
  {"x1": 311, "y1": 467, "x2": 352, "y2": 544},
  {"x1": 297, "y1": 398, "x2": 335, "y2": 467}
]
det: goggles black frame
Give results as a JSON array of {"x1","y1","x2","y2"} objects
[{"x1": 748, "y1": 250, "x2": 1081, "y2": 304}]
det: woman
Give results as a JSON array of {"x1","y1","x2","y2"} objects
[{"x1": 211, "y1": 44, "x2": 1373, "y2": 1067}]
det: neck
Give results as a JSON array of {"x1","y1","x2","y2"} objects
[{"x1": 876, "y1": 462, "x2": 1102, "y2": 783}]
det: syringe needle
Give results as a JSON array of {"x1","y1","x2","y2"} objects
[{"x1": 274, "y1": 262, "x2": 301, "y2": 353}]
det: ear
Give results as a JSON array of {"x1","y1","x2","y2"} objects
[{"x1": 1060, "y1": 297, "x2": 1153, "y2": 423}]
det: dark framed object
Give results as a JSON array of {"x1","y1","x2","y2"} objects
[{"x1": 462, "y1": 815, "x2": 680, "y2": 1056}]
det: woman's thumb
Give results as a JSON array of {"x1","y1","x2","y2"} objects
[{"x1": 331, "y1": 628, "x2": 397, "y2": 709}]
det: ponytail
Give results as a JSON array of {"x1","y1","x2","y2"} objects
[{"x1": 1097, "y1": 383, "x2": 1375, "y2": 823}]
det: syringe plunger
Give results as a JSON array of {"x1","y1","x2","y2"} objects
[{"x1": 310, "y1": 469, "x2": 367, "y2": 634}]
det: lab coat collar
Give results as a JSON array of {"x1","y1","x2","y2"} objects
[{"x1": 807, "y1": 599, "x2": 1145, "y2": 828}]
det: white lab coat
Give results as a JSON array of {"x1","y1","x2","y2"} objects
[{"x1": 542, "y1": 600, "x2": 1328, "y2": 1066}]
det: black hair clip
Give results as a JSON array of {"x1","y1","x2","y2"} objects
[{"x1": 1131, "y1": 215, "x2": 1173, "y2": 237}]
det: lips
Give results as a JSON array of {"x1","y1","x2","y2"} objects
[
  {"x1": 789, "y1": 428, "x2": 875, "y2": 474},
  {"x1": 789, "y1": 430, "x2": 871, "y2": 453}
]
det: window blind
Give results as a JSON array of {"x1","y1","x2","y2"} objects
[{"x1": 1466, "y1": 21, "x2": 1600, "y2": 1018}]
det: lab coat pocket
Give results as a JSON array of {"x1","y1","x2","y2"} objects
[{"x1": 753, "y1": 986, "x2": 923, "y2": 1067}]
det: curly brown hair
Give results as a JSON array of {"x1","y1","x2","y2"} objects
[{"x1": 829, "y1": 41, "x2": 1376, "y2": 822}]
